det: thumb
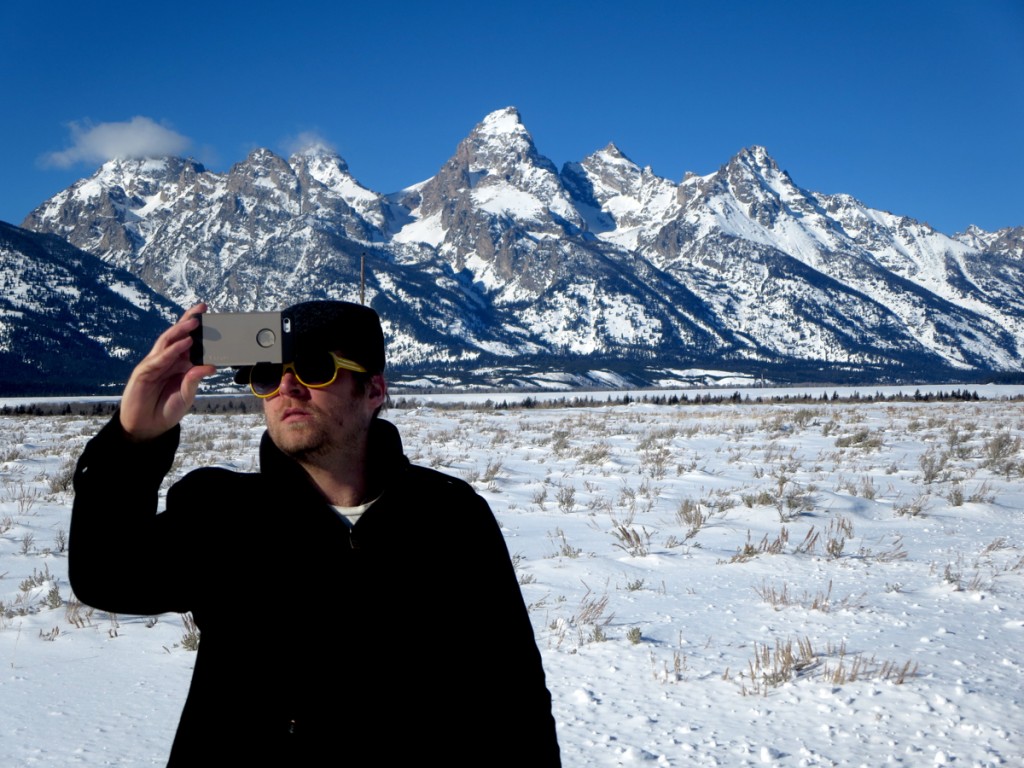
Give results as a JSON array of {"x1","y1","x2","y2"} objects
[{"x1": 181, "y1": 365, "x2": 216, "y2": 406}]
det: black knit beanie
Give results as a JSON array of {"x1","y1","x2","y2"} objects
[
  {"x1": 232, "y1": 301, "x2": 385, "y2": 385},
  {"x1": 284, "y1": 300, "x2": 386, "y2": 373}
]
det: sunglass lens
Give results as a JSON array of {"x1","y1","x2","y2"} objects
[
  {"x1": 250, "y1": 363, "x2": 284, "y2": 395},
  {"x1": 294, "y1": 352, "x2": 337, "y2": 386}
]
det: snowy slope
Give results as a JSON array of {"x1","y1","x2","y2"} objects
[{"x1": 0, "y1": 222, "x2": 181, "y2": 394}]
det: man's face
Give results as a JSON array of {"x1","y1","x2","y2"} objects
[{"x1": 262, "y1": 364, "x2": 387, "y2": 463}]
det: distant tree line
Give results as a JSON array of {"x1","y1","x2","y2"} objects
[
  {"x1": 0, "y1": 397, "x2": 255, "y2": 417},
  {"x1": 0, "y1": 388, "x2": 1005, "y2": 418},
  {"x1": 393, "y1": 387, "x2": 994, "y2": 411}
]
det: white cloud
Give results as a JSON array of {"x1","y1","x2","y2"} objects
[
  {"x1": 41, "y1": 117, "x2": 192, "y2": 168},
  {"x1": 283, "y1": 130, "x2": 336, "y2": 157}
]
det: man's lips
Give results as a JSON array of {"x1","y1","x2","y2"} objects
[{"x1": 281, "y1": 407, "x2": 312, "y2": 422}]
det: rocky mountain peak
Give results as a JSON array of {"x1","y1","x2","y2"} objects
[
  {"x1": 95, "y1": 155, "x2": 182, "y2": 183},
  {"x1": 743, "y1": 144, "x2": 774, "y2": 166},
  {"x1": 561, "y1": 142, "x2": 679, "y2": 240},
  {"x1": 476, "y1": 106, "x2": 527, "y2": 137},
  {"x1": 704, "y1": 145, "x2": 816, "y2": 229},
  {"x1": 409, "y1": 107, "x2": 577, "y2": 228},
  {"x1": 455, "y1": 106, "x2": 556, "y2": 177},
  {"x1": 289, "y1": 148, "x2": 390, "y2": 235},
  {"x1": 65, "y1": 156, "x2": 205, "y2": 208},
  {"x1": 233, "y1": 147, "x2": 293, "y2": 178},
  {"x1": 291, "y1": 145, "x2": 350, "y2": 173},
  {"x1": 954, "y1": 225, "x2": 1024, "y2": 259},
  {"x1": 288, "y1": 148, "x2": 355, "y2": 194},
  {"x1": 390, "y1": 108, "x2": 589, "y2": 294},
  {"x1": 723, "y1": 145, "x2": 784, "y2": 183},
  {"x1": 597, "y1": 142, "x2": 628, "y2": 160},
  {"x1": 588, "y1": 143, "x2": 640, "y2": 171},
  {"x1": 573, "y1": 143, "x2": 642, "y2": 191},
  {"x1": 21, "y1": 155, "x2": 208, "y2": 266}
]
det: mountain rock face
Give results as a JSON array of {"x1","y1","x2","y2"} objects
[
  {"x1": 21, "y1": 106, "x2": 1024, "y2": 389},
  {"x1": 0, "y1": 221, "x2": 182, "y2": 394}
]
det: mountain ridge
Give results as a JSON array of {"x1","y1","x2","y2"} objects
[{"x1": 16, "y1": 106, "x2": 1024, "y2": 392}]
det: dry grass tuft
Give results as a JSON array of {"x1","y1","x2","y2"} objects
[
  {"x1": 738, "y1": 637, "x2": 817, "y2": 695},
  {"x1": 755, "y1": 580, "x2": 866, "y2": 613},
  {"x1": 178, "y1": 613, "x2": 200, "y2": 651},
  {"x1": 722, "y1": 528, "x2": 789, "y2": 563},
  {"x1": 610, "y1": 524, "x2": 654, "y2": 557},
  {"x1": 820, "y1": 641, "x2": 918, "y2": 685}
]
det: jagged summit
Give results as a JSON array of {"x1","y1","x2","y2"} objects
[
  {"x1": 954, "y1": 224, "x2": 1024, "y2": 260},
  {"x1": 240, "y1": 147, "x2": 281, "y2": 164},
  {"x1": 600, "y1": 142, "x2": 629, "y2": 159},
  {"x1": 398, "y1": 107, "x2": 583, "y2": 281},
  {"x1": 570, "y1": 143, "x2": 643, "y2": 188},
  {"x1": 561, "y1": 143, "x2": 678, "y2": 248},
  {"x1": 475, "y1": 106, "x2": 528, "y2": 138},
  {"x1": 455, "y1": 106, "x2": 557, "y2": 177},
  {"x1": 290, "y1": 148, "x2": 351, "y2": 179},
  {"x1": 735, "y1": 144, "x2": 775, "y2": 167},
  {"x1": 721, "y1": 145, "x2": 788, "y2": 185}
]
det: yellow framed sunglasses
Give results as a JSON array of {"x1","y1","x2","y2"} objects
[{"x1": 249, "y1": 352, "x2": 367, "y2": 398}]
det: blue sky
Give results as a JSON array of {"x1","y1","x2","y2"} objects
[{"x1": 2, "y1": 0, "x2": 1022, "y2": 235}]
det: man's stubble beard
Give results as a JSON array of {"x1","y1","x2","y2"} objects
[
  {"x1": 268, "y1": 418, "x2": 333, "y2": 462},
  {"x1": 267, "y1": 406, "x2": 367, "y2": 470}
]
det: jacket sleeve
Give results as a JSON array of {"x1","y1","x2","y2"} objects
[
  {"x1": 68, "y1": 413, "x2": 192, "y2": 615},
  {"x1": 459, "y1": 490, "x2": 562, "y2": 765}
]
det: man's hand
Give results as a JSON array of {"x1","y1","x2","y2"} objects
[{"x1": 119, "y1": 303, "x2": 217, "y2": 442}]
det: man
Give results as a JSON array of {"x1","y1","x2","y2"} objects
[{"x1": 70, "y1": 300, "x2": 561, "y2": 766}]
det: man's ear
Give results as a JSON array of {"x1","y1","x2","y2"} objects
[{"x1": 366, "y1": 374, "x2": 388, "y2": 407}]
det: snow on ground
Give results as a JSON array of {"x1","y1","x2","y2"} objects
[{"x1": 2, "y1": 391, "x2": 1023, "y2": 765}]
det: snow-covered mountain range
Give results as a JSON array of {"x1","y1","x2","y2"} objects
[{"x1": 18, "y1": 107, "x2": 1024, "y2": 390}]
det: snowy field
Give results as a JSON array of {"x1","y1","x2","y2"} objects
[{"x1": 2, "y1": 391, "x2": 1023, "y2": 766}]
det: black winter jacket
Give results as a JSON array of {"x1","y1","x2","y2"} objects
[{"x1": 70, "y1": 416, "x2": 561, "y2": 766}]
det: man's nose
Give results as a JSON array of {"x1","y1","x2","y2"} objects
[{"x1": 278, "y1": 370, "x2": 308, "y2": 397}]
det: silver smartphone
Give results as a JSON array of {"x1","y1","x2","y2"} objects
[{"x1": 189, "y1": 312, "x2": 293, "y2": 367}]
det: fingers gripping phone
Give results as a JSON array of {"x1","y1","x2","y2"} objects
[{"x1": 189, "y1": 312, "x2": 294, "y2": 367}]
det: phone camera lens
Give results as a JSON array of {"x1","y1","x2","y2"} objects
[{"x1": 256, "y1": 329, "x2": 276, "y2": 348}]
